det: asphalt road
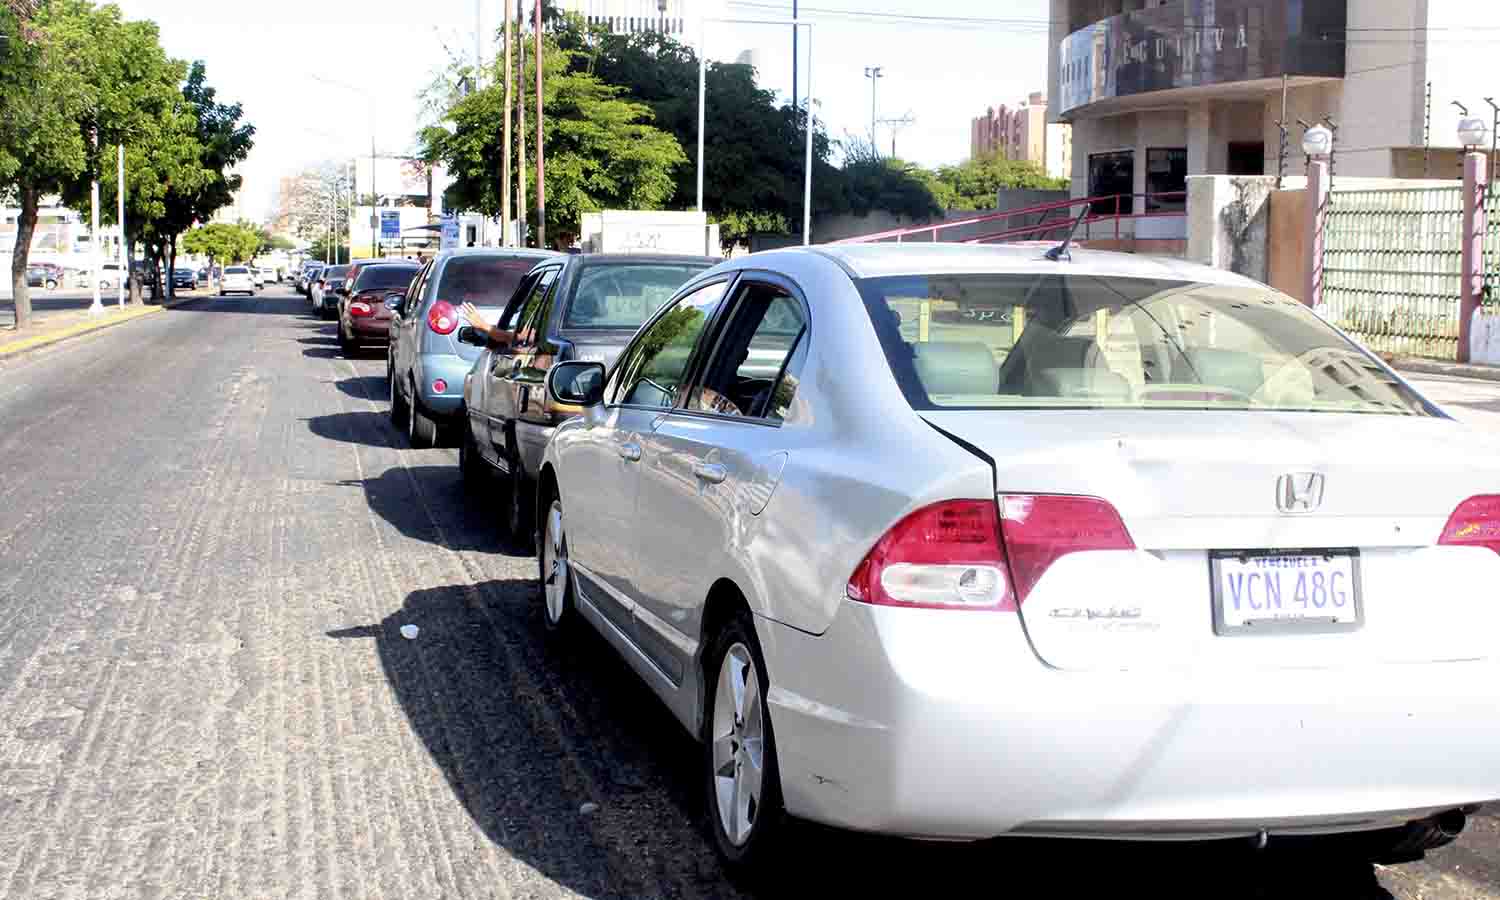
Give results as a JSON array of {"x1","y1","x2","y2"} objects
[{"x1": 0, "y1": 287, "x2": 1496, "y2": 899}]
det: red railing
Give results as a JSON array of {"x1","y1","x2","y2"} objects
[{"x1": 833, "y1": 192, "x2": 1187, "y2": 246}]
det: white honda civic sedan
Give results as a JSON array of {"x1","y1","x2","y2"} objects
[{"x1": 534, "y1": 242, "x2": 1500, "y2": 871}]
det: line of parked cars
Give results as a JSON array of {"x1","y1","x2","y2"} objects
[{"x1": 315, "y1": 241, "x2": 1500, "y2": 875}]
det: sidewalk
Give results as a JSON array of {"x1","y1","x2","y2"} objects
[
  {"x1": 1384, "y1": 355, "x2": 1500, "y2": 383},
  {"x1": 0, "y1": 298, "x2": 187, "y2": 360}
]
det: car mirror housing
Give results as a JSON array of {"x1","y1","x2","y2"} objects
[
  {"x1": 456, "y1": 325, "x2": 487, "y2": 347},
  {"x1": 384, "y1": 294, "x2": 404, "y2": 311},
  {"x1": 547, "y1": 361, "x2": 606, "y2": 410}
]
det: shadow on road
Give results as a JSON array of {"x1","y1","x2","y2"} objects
[
  {"x1": 302, "y1": 346, "x2": 340, "y2": 360},
  {"x1": 334, "y1": 374, "x2": 387, "y2": 400},
  {"x1": 326, "y1": 461, "x2": 521, "y2": 556},
  {"x1": 332, "y1": 578, "x2": 1407, "y2": 900}
]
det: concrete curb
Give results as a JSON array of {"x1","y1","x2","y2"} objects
[
  {"x1": 1387, "y1": 357, "x2": 1500, "y2": 383},
  {"x1": 0, "y1": 296, "x2": 198, "y2": 360}
]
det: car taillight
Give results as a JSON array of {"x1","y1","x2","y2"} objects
[
  {"x1": 428, "y1": 300, "x2": 458, "y2": 334},
  {"x1": 432, "y1": 379, "x2": 448, "y2": 393},
  {"x1": 1438, "y1": 495, "x2": 1500, "y2": 555},
  {"x1": 846, "y1": 500, "x2": 1014, "y2": 611},
  {"x1": 350, "y1": 301, "x2": 373, "y2": 317},
  {"x1": 999, "y1": 494, "x2": 1135, "y2": 604}
]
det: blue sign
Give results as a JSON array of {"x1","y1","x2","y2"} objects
[{"x1": 380, "y1": 210, "x2": 401, "y2": 240}]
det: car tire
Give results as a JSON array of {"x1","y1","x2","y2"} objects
[
  {"x1": 459, "y1": 417, "x2": 488, "y2": 490},
  {"x1": 389, "y1": 366, "x2": 410, "y2": 430},
  {"x1": 538, "y1": 495, "x2": 577, "y2": 632},
  {"x1": 45, "y1": 279, "x2": 57, "y2": 291},
  {"x1": 339, "y1": 327, "x2": 357, "y2": 358},
  {"x1": 504, "y1": 442, "x2": 530, "y2": 543},
  {"x1": 408, "y1": 383, "x2": 438, "y2": 449},
  {"x1": 704, "y1": 609, "x2": 786, "y2": 874}
]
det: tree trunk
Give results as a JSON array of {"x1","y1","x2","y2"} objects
[
  {"x1": 165, "y1": 236, "x2": 177, "y2": 301},
  {"x1": 150, "y1": 242, "x2": 164, "y2": 301},
  {"x1": 8, "y1": 186, "x2": 40, "y2": 330}
]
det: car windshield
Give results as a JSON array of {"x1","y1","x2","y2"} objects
[
  {"x1": 857, "y1": 273, "x2": 1433, "y2": 416},
  {"x1": 436, "y1": 256, "x2": 542, "y2": 307},
  {"x1": 564, "y1": 263, "x2": 711, "y2": 328},
  {"x1": 225, "y1": 267, "x2": 247, "y2": 274},
  {"x1": 323, "y1": 265, "x2": 349, "y2": 278},
  {"x1": 353, "y1": 266, "x2": 418, "y2": 291}
]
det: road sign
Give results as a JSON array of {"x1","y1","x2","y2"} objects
[
  {"x1": 380, "y1": 210, "x2": 401, "y2": 240},
  {"x1": 440, "y1": 214, "x2": 459, "y2": 251}
]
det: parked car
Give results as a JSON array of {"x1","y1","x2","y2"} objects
[
  {"x1": 534, "y1": 242, "x2": 1500, "y2": 872},
  {"x1": 336, "y1": 261, "x2": 420, "y2": 357},
  {"x1": 456, "y1": 252, "x2": 715, "y2": 534},
  {"x1": 219, "y1": 265, "x2": 256, "y2": 296},
  {"x1": 25, "y1": 264, "x2": 61, "y2": 290},
  {"x1": 311, "y1": 264, "x2": 348, "y2": 315},
  {"x1": 197, "y1": 267, "x2": 210, "y2": 284},
  {"x1": 172, "y1": 267, "x2": 197, "y2": 291},
  {"x1": 386, "y1": 249, "x2": 562, "y2": 451},
  {"x1": 297, "y1": 263, "x2": 323, "y2": 297},
  {"x1": 261, "y1": 266, "x2": 280, "y2": 285},
  {"x1": 251, "y1": 267, "x2": 265, "y2": 289}
]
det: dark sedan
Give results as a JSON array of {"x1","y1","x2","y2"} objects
[
  {"x1": 172, "y1": 268, "x2": 197, "y2": 290},
  {"x1": 25, "y1": 264, "x2": 62, "y2": 290}
]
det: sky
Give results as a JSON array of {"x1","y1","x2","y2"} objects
[{"x1": 113, "y1": 0, "x2": 1053, "y2": 222}]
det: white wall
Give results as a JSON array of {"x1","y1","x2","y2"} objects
[{"x1": 1260, "y1": 81, "x2": 1344, "y2": 176}]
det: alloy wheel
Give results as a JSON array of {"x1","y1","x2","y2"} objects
[
  {"x1": 711, "y1": 642, "x2": 765, "y2": 847},
  {"x1": 542, "y1": 501, "x2": 568, "y2": 627}
]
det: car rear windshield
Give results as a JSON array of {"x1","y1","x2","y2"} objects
[
  {"x1": 563, "y1": 262, "x2": 712, "y2": 328},
  {"x1": 225, "y1": 267, "x2": 248, "y2": 274},
  {"x1": 323, "y1": 265, "x2": 349, "y2": 278},
  {"x1": 857, "y1": 273, "x2": 1433, "y2": 416},
  {"x1": 435, "y1": 256, "x2": 540, "y2": 307},
  {"x1": 352, "y1": 266, "x2": 418, "y2": 292}
]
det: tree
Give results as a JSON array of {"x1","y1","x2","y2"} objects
[
  {"x1": 1, "y1": 1, "x2": 188, "y2": 324},
  {"x1": 422, "y1": 24, "x2": 684, "y2": 248},
  {"x1": 555, "y1": 21, "x2": 837, "y2": 246},
  {"x1": 277, "y1": 161, "x2": 349, "y2": 250},
  {"x1": 181, "y1": 222, "x2": 258, "y2": 267},
  {"x1": 927, "y1": 153, "x2": 1069, "y2": 212}
]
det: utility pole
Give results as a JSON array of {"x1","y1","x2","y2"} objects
[
  {"x1": 517, "y1": 0, "x2": 527, "y2": 247},
  {"x1": 791, "y1": 0, "x2": 798, "y2": 108},
  {"x1": 879, "y1": 113, "x2": 914, "y2": 157},
  {"x1": 502, "y1": 0, "x2": 513, "y2": 246},
  {"x1": 535, "y1": 0, "x2": 545, "y2": 248},
  {"x1": 371, "y1": 135, "x2": 378, "y2": 258},
  {"x1": 864, "y1": 66, "x2": 883, "y2": 152},
  {"x1": 117, "y1": 143, "x2": 126, "y2": 307}
]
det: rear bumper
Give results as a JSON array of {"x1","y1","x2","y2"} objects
[
  {"x1": 412, "y1": 353, "x2": 474, "y2": 418},
  {"x1": 760, "y1": 601, "x2": 1500, "y2": 841},
  {"x1": 350, "y1": 317, "x2": 392, "y2": 340}
]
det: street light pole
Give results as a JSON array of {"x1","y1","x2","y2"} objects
[
  {"x1": 117, "y1": 143, "x2": 126, "y2": 308},
  {"x1": 502, "y1": 0, "x2": 513, "y2": 246},
  {"x1": 89, "y1": 134, "x2": 102, "y2": 316},
  {"x1": 864, "y1": 66, "x2": 882, "y2": 152},
  {"x1": 516, "y1": 0, "x2": 527, "y2": 247}
]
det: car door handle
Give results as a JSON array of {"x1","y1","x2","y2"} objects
[
  {"x1": 692, "y1": 462, "x2": 727, "y2": 484},
  {"x1": 618, "y1": 442, "x2": 642, "y2": 462}
]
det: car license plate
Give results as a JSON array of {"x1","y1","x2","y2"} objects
[{"x1": 1210, "y1": 549, "x2": 1362, "y2": 634}]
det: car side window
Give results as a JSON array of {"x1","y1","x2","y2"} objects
[
  {"x1": 513, "y1": 268, "x2": 559, "y2": 346},
  {"x1": 613, "y1": 280, "x2": 728, "y2": 409},
  {"x1": 403, "y1": 262, "x2": 433, "y2": 317},
  {"x1": 498, "y1": 271, "x2": 541, "y2": 331},
  {"x1": 686, "y1": 282, "x2": 809, "y2": 421}
]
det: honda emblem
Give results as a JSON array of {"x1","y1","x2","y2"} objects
[{"x1": 1276, "y1": 472, "x2": 1325, "y2": 514}]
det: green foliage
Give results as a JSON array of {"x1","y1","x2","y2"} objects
[
  {"x1": 927, "y1": 153, "x2": 1068, "y2": 211},
  {"x1": 181, "y1": 222, "x2": 259, "y2": 264},
  {"x1": 421, "y1": 24, "x2": 684, "y2": 247}
]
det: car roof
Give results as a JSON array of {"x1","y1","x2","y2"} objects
[
  {"x1": 791, "y1": 242, "x2": 1263, "y2": 289},
  {"x1": 571, "y1": 253, "x2": 719, "y2": 267},
  {"x1": 435, "y1": 247, "x2": 561, "y2": 262},
  {"x1": 355, "y1": 262, "x2": 420, "y2": 271}
]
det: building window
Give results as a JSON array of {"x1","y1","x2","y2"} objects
[
  {"x1": 1228, "y1": 142, "x2": 1265, "y2": 176},
  {"x1": 1088, "y1": 151, "x2": 1134, "y2": 214},
  {"x1": 1145, "y1": 147, "x2": 1187, "y2": 211}
]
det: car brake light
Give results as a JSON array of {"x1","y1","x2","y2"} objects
[
  {"x1": 432, "y1": 379, "x2": 448, "y2": 393},
  {"x1": 1438, "y1": 495, "x2": 1500, "y2": 555},
  {"x1": 428, "y1": 300, "x2": 458, "y2": 334},
  {"x1": 846, "y1": 500, "x2": 1014, "y2": 611},
  {"x1": 350, "y1": 301, "x2": 373, "y2": 317},
  {"x1": 999, "y1": 494, "x2": 1135, "y2": 604}
]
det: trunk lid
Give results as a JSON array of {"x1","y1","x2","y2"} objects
[
  {"x1": 558, "y1": 327, "x2": 640, "y2": 368},
  {"x1": 923, "y1": 409, "x2": 1500, "y2": 671}
]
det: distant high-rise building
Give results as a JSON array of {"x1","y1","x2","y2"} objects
[{"x1": 970, "y1": 92, "x2": 1071, "y2": 179}]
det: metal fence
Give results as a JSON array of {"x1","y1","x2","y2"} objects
[
  {"x1": 1321, "y1": 186, "x2": 1464, "y2": 359},
  {"x1": 1485, "y1": 190, "x2": 1500, "y2": 313}
]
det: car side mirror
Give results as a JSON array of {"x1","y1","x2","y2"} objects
[
  {"x1": 547, "y1": 361, "x2": 606, "y2": 409},
  {"x1": 384, "y1": 294, "x2": 403, "y2": 311},
  {"x1": 456, "y1": 325, "x2": 487, "y2": 347}
]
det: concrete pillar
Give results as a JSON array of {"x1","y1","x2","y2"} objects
[
  {"x1": 1304, "y1": 158, "x2": 1329, "y2": 308},
  {"x1": 1132, "y1": 113, "x2": 1148, "y2": 207},
  {"x1": 1187, "y1": 104, "x2": 1212, "y2": 175},
  {"x1": 1459, "y1": 150, "x2": 1488, "y2": 364}
]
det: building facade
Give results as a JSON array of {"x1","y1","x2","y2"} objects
[
  {"x1": 1048, "y1": 0, "x2": 1500, "y2": 212},
  {"x1": 970, "y1": 92, "x2": 1073, "y2": 179}
]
